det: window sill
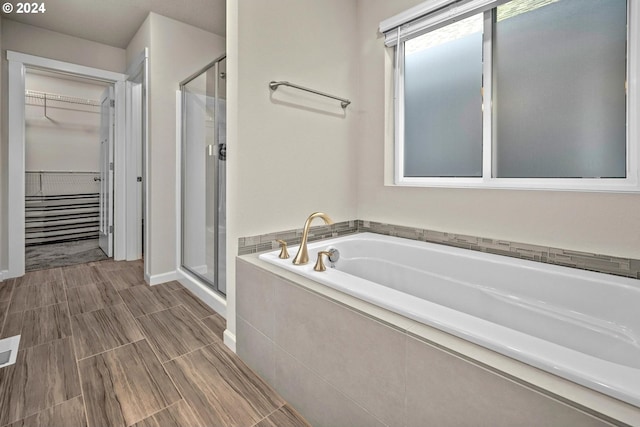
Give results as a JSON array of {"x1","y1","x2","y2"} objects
[{"x1": 393, "y1": 177, "x2": 640, "y2": 193}]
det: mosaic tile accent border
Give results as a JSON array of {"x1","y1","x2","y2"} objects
[
  {"x1": 358, "y1": 221, "x2": 640, "y2": 279},
  {"x1": 237, "y1": 220, "x2": 359, "y2": 256},
  {"x1": 239, "y1": 219, "x2": 640, "y2": 279}
]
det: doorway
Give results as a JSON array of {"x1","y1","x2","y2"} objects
[
  {"x1": 7, "y1": 51, "x2": 144, "y2": 279},
  {"x1": 23, "y1": 69, "x2": 113, "y2": 271}
]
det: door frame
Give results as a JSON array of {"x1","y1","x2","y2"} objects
[
  {"x1": 124, "y1": 48, "x2": 148, "y2": 271},
  {"x1": 98, "y1": 85, "x2": 115, "y2": 258},
  {"x1": 6, "y1": 51, "x2": 128, "y2": 278}
]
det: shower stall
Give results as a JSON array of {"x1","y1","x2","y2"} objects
[{"x1": 180, "y1": 55, "x2": 226, "y2": 295}]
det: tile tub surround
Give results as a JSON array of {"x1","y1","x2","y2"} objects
[
  {"x1": 238, "y1": 219, "x2": 640, "y2": 279},
  {"x1": 236, "y1": 256, "x2": 640, "y2": 427}
]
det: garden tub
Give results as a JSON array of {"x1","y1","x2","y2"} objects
[{"x1": 259, "y1": 232, "x2": 640, "y2": 407}]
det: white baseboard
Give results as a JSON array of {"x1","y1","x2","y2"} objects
[
  {"x1": 177, "y1": 268, "x2": 226, "y2": 318},
  {"x1": 0, "y1": 270, "x2": 8, "y2": 282},
  {"x1": 146, "y1": 270, "x2": 180, "y2": 286},
  {"x1": 223, "y1": 329, "x2": 236, "y2": 353}
]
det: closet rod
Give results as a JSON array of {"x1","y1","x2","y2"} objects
[
  {"x1": 269, "y1": 81, "x2": 351, "y2": 109},
  {"x1": 25, "y1": 90, "x2": 101, "y2": 107},
  {"x1": 26, "y1": 171, "x2": 100, "y2": 174}
]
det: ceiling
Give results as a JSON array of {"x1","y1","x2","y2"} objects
[{"x1": 1, "y1": 0, "x2": 226, "y2": 48}]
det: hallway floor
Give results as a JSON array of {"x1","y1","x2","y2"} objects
[
  {"x1": 0, "y1": 260, "x2": 309, "y2": 427},
  {"x1": 25, "y1": 239, "x2": 108, "y2": 272}
]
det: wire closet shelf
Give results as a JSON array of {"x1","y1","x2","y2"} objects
[
  {"x1": 25, "y1": 90, "x2": 101, "y2": 116},
  {"x1": 25, "y1": 90, "x2": 101, "y2": 107}
]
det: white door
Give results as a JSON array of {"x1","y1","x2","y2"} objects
[{"x1": 99, "y1": 86, "x2": 114, "y2": 257}]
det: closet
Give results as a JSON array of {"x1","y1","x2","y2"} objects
[{"x1": 24, "y1": 70, "x2": 110, "y2": 270}]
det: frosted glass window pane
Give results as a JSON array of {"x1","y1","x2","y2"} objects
[
  {"x1": 494, "y1": 0, "x2": 627, "y2": 178},
  {"x1": 403, "y1": 14, "x2": 483, "y2": 177}
]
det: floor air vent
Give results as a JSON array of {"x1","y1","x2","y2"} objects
[{"x1": 0, "y1": 335, "x2": 20, "y2": 368}]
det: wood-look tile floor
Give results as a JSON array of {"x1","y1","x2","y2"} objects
[{"x1": 0, "y1": 260, "x2": 310, "y2": 427}]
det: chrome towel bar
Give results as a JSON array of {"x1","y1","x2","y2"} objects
[{"x1": 269, "y1": 80, "x2": 351, "y2": 109}]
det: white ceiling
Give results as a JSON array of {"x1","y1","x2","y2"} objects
[{"x1": 2, "y1": 0, "x2": 226, "y2": 48}]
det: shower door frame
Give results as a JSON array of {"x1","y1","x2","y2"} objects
[{"x1": 179, "y1": 54, "x2": 226, "y2": 296}]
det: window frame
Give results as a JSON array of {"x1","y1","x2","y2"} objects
[{"x1": 391, "y1": 0, "x2": 639, "y2": 192}]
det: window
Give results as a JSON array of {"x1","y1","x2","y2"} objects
[
  {"x1": 404, "y1": 14, "x2": 484, "y2": 177},
  {"x1": 382, "y1": 0, "x2": 638, "y2": 191}
]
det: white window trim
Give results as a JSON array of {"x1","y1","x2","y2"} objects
[{"x1": 387, "y1": 0, "x2": 640, "y2": 193}]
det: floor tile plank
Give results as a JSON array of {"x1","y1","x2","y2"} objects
[
  {"x1": 15, "y1": 303, "x2": 72, "y2": 348},
  {"x1": 89, "y1": 260, "x2": 133, "y2": 271},
  {"x1": 164, "y1": 342, "x2": 284, "y2": 427},
  {"x1": 0, "y1": 280, "x2": 15, "y2": 302},
  {"x1": 106, "y1": 266, "x2": 145, "y2": 290},
  {"x1": 172, "y1": 289, "x2": 216, "y2": 319},
  {"x1": 7, "y1": 395, "x2": 87, "y2": 427},
  {"x1": 71, "y1": 304, "x2": 145, "y2": 359},
  {"x1": 137, "y1": 305, "x2": 216, "y2": 362},
  {"x1": 164, "y1": 281, "x2": 184, "y2": 292},
  {"x1": 118, "y1": 285, "x2": 179, "y2": 318},
  {"x1": 1, "y1": 261, "x2": 310, "y2": 427},
  {"x1": 1, "y1": 311, "x2": 23, "y2": 339},
  {"x1": 80, "y1": 340, "x2": 181, "y2": 427},
  {"x1": 0, "y1": 300, "x2": 10, "y2": 335},
  {"x1": 16, "y1": 269, "x2": 64, "y2": 288},
  {"x1": 8, "y1": 280, "x2": 66, "y2": 313},
  {"x1": 67, "y1": 281, "x2": 122, "y2": 316},
  {"x1": 0, "y1": 337, "x2": 81, "y2": 426},
  {"x1": 130, "y1": 400, "x2": 204, "y2": 427},
  {"x1": 254, "y1": 405, "x2": 312, "y2": 427},
  {"x1": 201, "y1": 313, "x2": 226, "y2": 341},
  {"x1": 63, "y1": 265, "x2": 108, "y2": 289}
]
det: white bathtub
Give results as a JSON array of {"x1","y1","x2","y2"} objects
[{"x1": 259, "y1": 232, "x2": 640, "y2": 407}]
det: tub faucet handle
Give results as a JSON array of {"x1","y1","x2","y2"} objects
[
  {"x1": 314, "y1": 251, "x2": 332, "y2": 272},
  {"x1": 276, "y1": 240, "x2": 290, "y2": 259}
]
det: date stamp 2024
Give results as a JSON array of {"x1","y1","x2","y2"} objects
[{"x1": 2, "y1": 2, "x2": 46, "y2": 14}]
